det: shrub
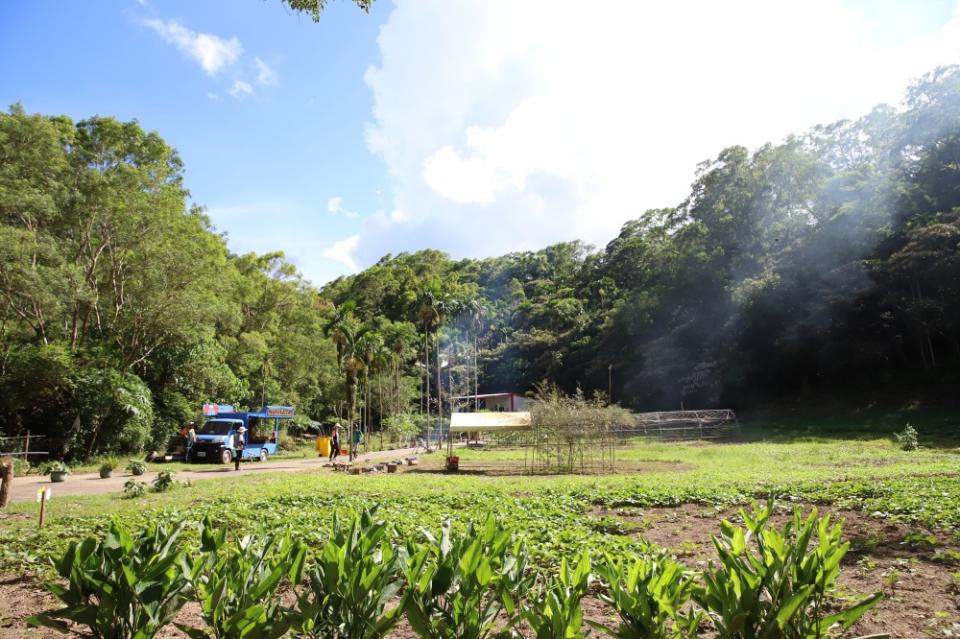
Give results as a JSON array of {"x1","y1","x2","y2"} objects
[
  {"x1": 123, "y1": 479, "x2": 146, "y2": 498},
  {"x1": 692, "y1": 501, "x2": 882, "y2": 638},
  {"x1": 179, "y1": 519, "x2": 305, "y2": 639},
  {"x1": 384, "y1": 414, "x2": 420, "y2": 446},
  {"x1": 28, "y1": 519, "x2": 191, "y2": 638},
  {"x1": 292, "y1": 508, "x2": 405, "y2": 639},
  {"x1": 404, "y1": 515, "x2": 534, "y2": 639},
  {"x1": 12, "y1": 457, "x2": 30, "y2": 475},
  {"x1": 895, "y1": 423, "x2": 919, "y2": 451},
  {"x1": 591, "y1": 552, "x2": 700, "y2": 639},
  {"x1": 127, "y1": 460, "x2": 146, "y2": 475},
  {"x1": 152, "y1": 470, "x2": 175, "y2": 492}
]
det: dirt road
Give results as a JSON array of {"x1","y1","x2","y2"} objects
[{"x1": 8, "y1": 447, "x2": 424, "y2": 503}]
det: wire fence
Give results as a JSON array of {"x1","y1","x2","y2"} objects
[{"x1": 613, "y1": 409, "x2": 740, "y2": 441}]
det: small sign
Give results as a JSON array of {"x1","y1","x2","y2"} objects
[
  {"x1": 265, "y1": 406, "x2": 295, "y2": 417},
  {"x1": 36, "y1": 487, "x2": 51, "y2": 502}
]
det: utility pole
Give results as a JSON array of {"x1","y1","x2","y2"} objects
[{"x1": 608, "y1": 364, "x2": 613, "y2": 405}]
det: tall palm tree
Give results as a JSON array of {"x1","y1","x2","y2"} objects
[
  {"x1": 356, "y1": 329, "x2": 384, "y2": 451},
  {"x1": 434, "y1": 294, "x2": 460, "y2": 447},
  {"x1": 322, "y1": 303, "x2": 365, "y2": 456},
  {"x1": 383, "y1": 320, "x2": 417, "y2": 416},
  {"x1": 415, "y1": 288, "x2": 442, "y2": 445}
]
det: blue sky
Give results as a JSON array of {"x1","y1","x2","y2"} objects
[{"x1": 2, "y1": 1, "x2": 959, "y2": 285}]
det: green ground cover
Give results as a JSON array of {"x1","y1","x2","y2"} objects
[{"x1": 4, "y1": 427, "x2": 959, "y2": 578}]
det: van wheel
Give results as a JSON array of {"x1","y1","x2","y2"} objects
[
  {"x1": 259, "y1": 449, "x2": 268, "y2": 462},
  {"x1": 220, "y1": 448, "x2": 233, "y2": 465}
]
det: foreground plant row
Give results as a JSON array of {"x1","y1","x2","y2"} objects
[{"x1": 30, "y1": 502, "x2": 882, "y2": 639}]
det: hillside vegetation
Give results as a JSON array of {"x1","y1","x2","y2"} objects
[{"x1": 2, "y1": 66, "x2": 959, "y2": 458}]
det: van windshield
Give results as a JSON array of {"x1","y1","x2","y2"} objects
[{"x1": 199, "y1": 420, "x2": 234, "y2": 435}]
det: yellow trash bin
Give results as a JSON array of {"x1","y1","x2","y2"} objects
[{"x1": 316, "y1": 436, "x2": 331, "y2": 457}]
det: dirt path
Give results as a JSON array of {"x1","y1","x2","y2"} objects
[{"x1": 7, "y1": 447, "x2": 426, "y2": 503}]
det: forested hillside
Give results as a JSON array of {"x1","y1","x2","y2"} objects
[{"x1": 2, "y1": 66, "x2": 958, "y2": 458}]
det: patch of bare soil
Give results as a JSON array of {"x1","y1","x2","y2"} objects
[{"x1": 594, "y1": 503, "x2": 960, "y2": 638}]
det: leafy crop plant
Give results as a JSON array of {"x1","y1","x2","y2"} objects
[{"x1": 693, "y1": 501, "x2": 883, "y2": 639}]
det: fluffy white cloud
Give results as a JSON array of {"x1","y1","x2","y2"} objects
[
  {"x1": 323, "y1": 235, "x2": 361, "y2": 272},
  {"x1": 229, "y1": 80, "x2": 253, "y2": 99},
  {"x1": 206, "y1": 200, "x2": 360, "y2": 284},
  {"x1": 354, "y1": 0, "x2": 960, "y2": 268},
  {"x1": 255, "y1": 57, "x2": 278, "y2": 86},
  {"x1": 145, "y1": 18, "x2": 242, "y2": 76}
]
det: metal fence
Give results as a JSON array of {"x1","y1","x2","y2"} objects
[{"x1": 0, "y1": 433, "x2": 50, "y2": 462}]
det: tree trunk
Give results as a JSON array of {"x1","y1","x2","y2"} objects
[
  {"x1": 424, "y1": 326, "x2": 430, "y2": 448},
  {"x1": 378, "y1": 372, "x2": 384, "y2": 450},
  {"x1": 0, "y1": 456, "x2": 13, "y2": 508},
  {"x1": 436, "y1": 334, "x2": 442, "y2": 449}
]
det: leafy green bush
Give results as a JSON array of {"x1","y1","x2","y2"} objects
[
  {"x1": 127, "y1": 459, "x2": 146, "y2": 475},
  {"x1": 28, "y1": 519, "x2": 191, "y2": 638},
  {"x1": 123, "y1": 479, "x2": 146, "y2": 498},
  {"x1": 292, "y1": 508, "x2": 405, "y2": 639},
  {"x1": 152, "y1": 470, "x2": 175, "y2": 492},
  {"x1": 591, "y1": 552, "x2": 700, "y2": 639},
  {"x1": 692, "y1": 501, "x2": 882, "y2": 639},
  {"x1": 523, "y1": 552, "x2": 592, "y2": 639},
  {"x1": 895, "y1": 423, "x2": 919, "y2": 451},
  {"x1": 12, "y1": 457, "x2": 30, "y2": 475},
  {"x1": 179, "y1": 519, "x2": 305, "y2": 639},
  {"x1": 404, "y1": 515, "x2": 534, "y2": 639},
  {"x1": 384, "y1": 413, "x2": 420, "y2": 445}
]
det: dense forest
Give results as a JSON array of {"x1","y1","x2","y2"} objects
[{"x1": 2, "y1": 66, "x2": 958, "y2": 458}]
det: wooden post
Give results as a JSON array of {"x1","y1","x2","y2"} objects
[
  {"x1": 39, "y1": 488, "x2": 49, "y2": 528},
  {"x1": 0, "y1": 456, "x2": 12, "y2": 508}
]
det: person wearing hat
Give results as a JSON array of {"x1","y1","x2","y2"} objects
[{"x1": 233, "y1": 425, "x2": 247, "y2": 471}]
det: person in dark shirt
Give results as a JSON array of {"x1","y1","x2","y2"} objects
[
  {"x1": 329, "y1": 424, "x2": 341, "y2": 463},
  {"x1": 234, "y1": 426, "x2": 246, "y2": 471}
]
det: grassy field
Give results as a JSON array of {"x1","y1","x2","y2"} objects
[
  {"x1": 5, "y1": 428, "x2": 960, "y2": 571},
  {"x1": 4, "y1": 419, "x2": 960, "y2": 636}
]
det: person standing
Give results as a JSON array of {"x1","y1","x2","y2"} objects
[
  {"x1": 233, "y1": 426, "x2": 246, "y2": 471},
  {"x1": 329, "y1": 424, "x2": 341, "y2": 463},
  {"x1": 350, "y1": 425, "x2": 363, "y2": 461},
  {"x1": 185, "y1": 422, "x2": 197, "y2": 462}
]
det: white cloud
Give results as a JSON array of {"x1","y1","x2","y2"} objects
[
  {"x1": 206, "y1": 91, "x2": 219, "y2": 100},
  {"x1": 323, "y1": 235, "x2": 361, "y2": 272},
  {"x1": 255, "y1": 57, "x2": 279, "y2": 86},
  {"x1": 229, "y1": 80, "x2": 253, "y2": 99},
  {"x1": 355, "y1": 0, "x2": 960, "y2": 268},
  {"x1": 207, "y1": 199, "x2": 357, "y2": 284},
  {"x1": 326, "y1": 196, "x2": 361, "y2": 219},
  {"x1": 145, "y1": 18, "x2": 242, "y2": 76}
]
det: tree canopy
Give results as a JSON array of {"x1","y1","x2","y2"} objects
[{"x1": 2, "y1": 65, "x2": 959, "y2": 458}]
